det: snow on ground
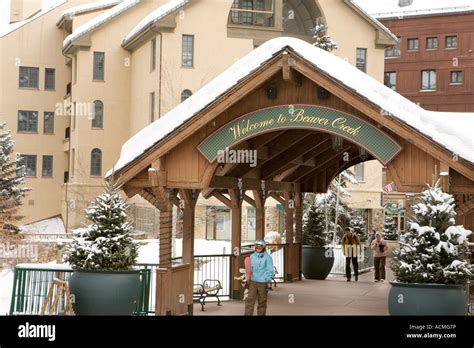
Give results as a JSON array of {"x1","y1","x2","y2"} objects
[
  {"x1": 0, "y1": 268, "x2": 13, "y2": 315},
  {"x1": 110, "y1": 36, "x2": 474, "y2": 176}
]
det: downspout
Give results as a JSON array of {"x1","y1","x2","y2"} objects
[{"x1": 151, "y1": 27, "x2": 163, "y2": 118}]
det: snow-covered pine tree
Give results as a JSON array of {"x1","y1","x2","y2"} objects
[
  {"x1": 312, "y1": 24, "x2": 338, "y2": 52},
  {"x1": 391, "y1": 180, "x2": 472, "y2": 284},
  {"x1": 382, "y1": 215, "x2": 398, "y2": 241},
  {"x1": 303, "y1": 204, "x2": 329, "y2": 247},
  {"x1": 63, "y1": 178, "x2": 139, "y2": 270},
  {"x1": 0, "y1": 123, "x2": 30, "y2": 232},
  {"x1": 349, "y1": 213, "x2": 366, "y2": 241}
]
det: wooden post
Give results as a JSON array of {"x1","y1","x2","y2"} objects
[
  {"x1": 283, "y1": 191, "x2": 294, "y2": 282},
  {"x1": 253, "y1": 190, "x2": 266, "y2": 240},
  {"x1": 229, "y1": 189, "x2": 242, "y2": 300},
  {"x1": 439, "y1": 162, "x2": 450, "y2": 192},
  {"x1": 294, "y1": 186, "x2": 302, "y2": 280},
  {"x1": 180, "y1": 189, "x2": 199, "y2": 315},
  {"x1": 159, "y1": 203, "x2": 173, "y2": 267}
]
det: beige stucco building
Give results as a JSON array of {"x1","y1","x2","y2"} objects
[{"x1": 0, "y1": 0, "x2": 396, "y2": 237}]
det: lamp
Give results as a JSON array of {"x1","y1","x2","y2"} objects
[
  {"x1": 266, "y1": 84, "x2": 278, "y2": 99},
  {"x1": 331, "y1": 135, "x2": 343, "y2": 151},
  {"x1": 359, "y1": 148, "x2": 368, "y2": 160},
  {"x1": 317, "y1": 86, "x2": 330, "y2": 100}
]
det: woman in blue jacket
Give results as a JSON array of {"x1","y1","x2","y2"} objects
[{"x1": 244, "y1": 240, "x2": 274, "y2": 316}]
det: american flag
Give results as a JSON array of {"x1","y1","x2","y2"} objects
[{"x1": 383, "y1": 182, "x2": 396, "y2": 194}]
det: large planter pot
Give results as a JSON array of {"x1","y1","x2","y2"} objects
[
  {"x1": 388, "y1": 282, "x2": 467, "y2": 315},
  {"x1": 302, "y1": 246, "x2": 334, "y2": 280},
  {"x1": 68, "y1": 269, "x2": 141, "y2": 315}
]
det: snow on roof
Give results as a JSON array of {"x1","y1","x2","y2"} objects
[
  {"x1": 60, "y1": 0, "x2": 123, "y2": 20},
  {"x1": 354, "y1": 0, "x2": 474, "y2": 19},
  {"x1": 0, "y1": 0, "x2": 67, "y2": 38},
  {"x1": 63, "y1": 0, "x2": 140, "y2": 49},
  {"x1": 123, "y1": 0, "x2": 188, "y2": 46},
  {"x1": 109, "y1": 37, "x2": 474, "y2": 176}
]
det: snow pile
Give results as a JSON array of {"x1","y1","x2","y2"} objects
[
  {"x1": 19, "y1": 216, "x2": 66, "y2": 239},
  {"x1": 354, "y1": 0, "x2": 474, "y2": 19},
  {"x1": 63, "y1": 0, "x2": 140, "y2": 49},
  {"x1": 0, "y1": 268, "x2": 13, "y2": 315},
  {"x1": 123, "y1": 0, "x2": 188, "y2": 44},
  {"x1": 110, "y1": 37, "x2": 474, "y2": 177},
  {"x1": 60, "y1": 0, "x2": 122, "y2": 19}
]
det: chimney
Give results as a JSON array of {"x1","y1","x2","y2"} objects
[
  {"x1": 10, "y1": 0, "x2": 42, "y2": 24},
  {"x1": 399, "y1": 0, "x2": 414, "y2": 7}
]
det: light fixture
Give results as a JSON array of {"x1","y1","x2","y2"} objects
[
  {"x1": 359, "y1": 148, "x2": 368, "y2": 160},
  {"x1": 266, "y1": 84, "x2": 278, "y2": 99},
  {"x1": 317, "y1": 86, "x2": 330, "y2": 100},
  {"x1": 331, "y1": 135, "x2": 343, "y2": 151}
]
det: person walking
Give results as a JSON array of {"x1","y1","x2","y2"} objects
[
  {"x1": 244, "y1": 240, "x2": 274, "y2": 316},
  {"x1": 371, "y1": 231, "x2": 389, "y2": 282},
  {"x1": 341, "y1": 227, "x2": 361, "y2": 281}
]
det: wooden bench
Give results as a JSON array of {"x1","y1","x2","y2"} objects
[{"x1": 193, "y1": 279, "x2": 223, "y2": 311}]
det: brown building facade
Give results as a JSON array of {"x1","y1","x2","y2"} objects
[{"x1": 380, "y1": 11, "x2": 474, "y2": 112}]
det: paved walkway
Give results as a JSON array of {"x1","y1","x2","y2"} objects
[{"x1": 195, "y1": 269, "x2": 394, "y2": 315}]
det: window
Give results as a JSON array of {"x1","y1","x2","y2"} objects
[
  {"x1": 446, "y1": 35, "x2": 457, "y2": 49},
  {"x1": 133, "y1": 206, "x2": 157, "y2": 234},
  {"x1": 150, "y1": 92, "x2": 155, "y2": 122},
  {"x1": 45, "y1": 68, "x2": 55, "y2": 90},
  {"x1": 385, "y1": 38, "x2": 401, "y2": 58},
  {"x1": 17, "y1": 155, "x2": 37, "y2": 177},
  {"x1": 18, "y1": 111, "x2": 38, "y2": 132},
  {"x1": 407, "y1": 38, "x2": 419, "y2": 51},
  {"x1": 421, "y1": 70, "x2": 436, "y2": 90},
  {"x1": 90, "y1": 148, "x2": 102, "y2": 176},
  {"x1": 240, "y1": 0, "x2": 253, "y2": 24},
  {"x1": 73, "y1": 54, "x2": 78, "y2": 84},
  {"x1": 42, "y1": 155, "x2": 53, "y2": 177},
  {"x1": 182, "y1": 35, "x2": 194, "y2": 67},
  {"x1": 356, "y1": 48, "x2": 367, "y2": 72},
  {"x1": 384, "y1": 72, "x2": 397, "y2": 90},
  {"x1": 354, "y1": 163, "x2": 364, "y2": 181},
  {"x1": 181, "y1": 89, "x2": 192, "y2": 102},
  {"x1": 43, "y1": 112, "x2": 54, "y2": 134},
  {"x1": 93, "y1": 52, "x2": 105, "y2": 81},
  {"x1": 71, "y1": 148, "x2": 75, "y2": 177},
  {"x1": 206, "y1": 206, "x2": 231, "y2": 240},
  {"x1": 92, "y1": 100, "x2": 103, "y2": 128},
  {"x1": 151, "y1": 38, "x2": 156, "y2": 71},
  {"x1": 426, "y1": 37, "x2": 438, "y2": 50},
  {"x1": 450, "y1": 71, "x2": 463, "y2": 84},
  {"x1": 19, "y1": 67, "x2": 39, "y2": 88}
]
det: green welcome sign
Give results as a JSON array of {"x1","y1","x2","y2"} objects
[{"x1": 197, "y1": 104, "x2": 402, "y2": 165}]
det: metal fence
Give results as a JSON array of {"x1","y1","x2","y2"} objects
[
  {"x1": 9, "y1": 264, "x2": 151, "y2": 316},
  {"x1": 330, "y1": 245, "x2": 374, "y2": 275}
]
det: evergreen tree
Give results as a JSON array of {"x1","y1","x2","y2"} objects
[
  {"x1": 382, "y1": 215, "x2": 398, "y2": 241},
  {"x1": 0, "y1": 123, "x2": 30, "y2": 232},
  {"x1": 391, "y1": 181, "x2": 472, "y2": 284},
  {"x1": 63, "y1": 178, "x2": 139, "y2": 270},
  {"x1": 349, "y1": 212, "x2": 366, "y2": 241},
  {"x1": 303, "y1": 204, "x2": 329, "y2": 247},
  {"x1": 312, "y1": 24, "x2": 338, "y2": 52}
]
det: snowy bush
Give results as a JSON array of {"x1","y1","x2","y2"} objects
[
  {"x1": 382, "y1": 215, "x2": 398, "y2": 241},
  {"x1": 303, "y1": 204, "x2": 329, "y2": 247},
  {"x1": 312, "y1": 24, "x2": 338, "y2": 52},
  {"x1": 391, "y1": 181, "x2": 472, "y2": 284},
  {"x1": 63, "y1": 179, "x2": 138, "y2": 270}
]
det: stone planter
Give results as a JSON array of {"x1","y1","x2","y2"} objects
[
  {"x1": 388, "y1": 282, "x2": 467, "y2": 315},
  {"x1": 68, "y1": 269, "x2": 141, "y2": 315},
  {"x1": 302, "y1": 246, "x2": 334, "y2": 280}
]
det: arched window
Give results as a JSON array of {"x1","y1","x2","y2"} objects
[
  {"x1": 92, "y1": 100, "x2": 103, "y2": 128},
  {"x1": 90, "y1": 148, "x2": 102, "y2": 176},
  {"x1": 282, "y1": 0, "x2": 321, "y2": 36},
  {"x1": 181, "y1": 89, "x2": 192, "y2": 102}
]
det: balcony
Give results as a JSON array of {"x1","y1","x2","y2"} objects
[{"x1": 229, "y1": 8, "x2": 275, "y2": 28}]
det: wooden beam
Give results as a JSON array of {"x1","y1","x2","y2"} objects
[
  {"x1": 439, "y1": 162, "x2": 450, "y2": 193},
  {"x1": 115, "y1": 57, "x2": 283, "y2": 185},
  {"x1": 283, "y1": 191, "x2": 294, "y2": 281},
  {"x1": 212, "y1": 191, "x2": 232, "y2": 208},
  {"x1": 269, "y1": 192, "x2": 287, "y2": 206},
  {"x1": 253, "y1": 190, "x2": 266, "y2": 240},
  {"x1": 451, "y1": 185, "x2": 474, "y2": 194},
  {"x1": 122, "y1": 185, "x2": 141, "y2": 198},
  {"x1": 210, "y1": 176, "x2": 293, "y2": 192},
  {"x1": 201, "y1": 162, "x2": 218, "y2": 189},
  {"x1": 243, "y1": 194, "x2": 256, "y2": 207},
  {"x1": 282, "y1": 51, "x2": 302, "y2": 86},
  {"x1": 228, "y1": 189, "x2": 242, "y2": 299},
  {"x1": 292, "y1": 55, "x2": 474, "y2": 181},
  {"x1": 201, "y1": 188, "x2": 215, "y2": 199}
]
